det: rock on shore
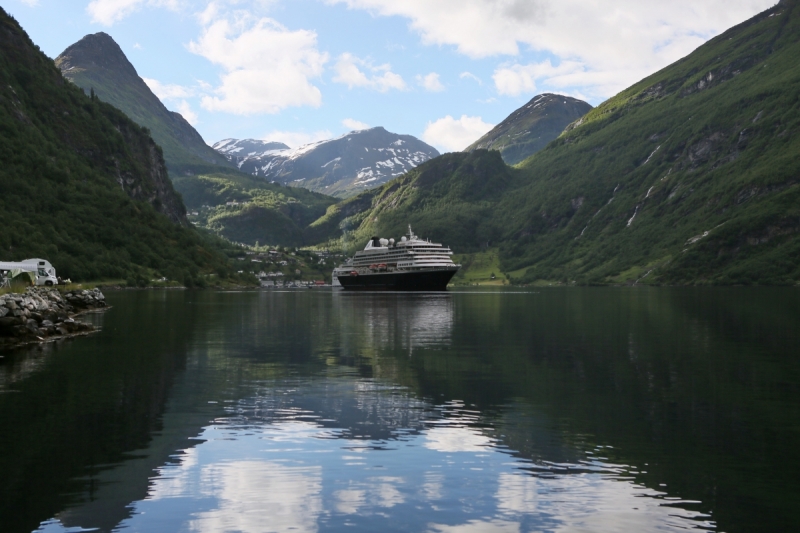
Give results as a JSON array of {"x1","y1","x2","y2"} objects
[{"x1": 0, "y1": 287, "x2": 107, "y2": 348}]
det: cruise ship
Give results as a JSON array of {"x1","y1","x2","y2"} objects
[{"x1": 332, "y1": 226, "x2": 460, "y2": 291}]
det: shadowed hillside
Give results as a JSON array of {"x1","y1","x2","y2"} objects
[{"x1": 0, "y1": 9, "x2": 233, "y2": 282}]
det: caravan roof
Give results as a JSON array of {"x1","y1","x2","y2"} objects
[{"x1": 0, "y1": 261, "x2": 37, "y2": 272}]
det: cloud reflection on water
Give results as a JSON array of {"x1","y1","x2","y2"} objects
[
  {"x1": 29, "y1": 290, "x2": 732, "y2": 533},
  {"x1": 189, "y1": 460, "x2": 322, "y2": 533},
  {"x1": 108, "y1": 381, "x2": 716, "y2": 533},
  {"x1": 424, "y1": 426, "x2": 493, "y2": 453},
  {"x1": 492, "y1": 469, "x2": 715, "y2": 533},
  {"x1": 428, "y1": 519, "x2": 522, "y2": 533}
]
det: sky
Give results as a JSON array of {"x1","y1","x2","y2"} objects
[{"x1": 7, "y1": 0, "x2": 777, "y2": 153}]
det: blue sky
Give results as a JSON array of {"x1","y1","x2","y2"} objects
[{"x1": 7, "y1": 0, "x2": 776, "y2": 152}]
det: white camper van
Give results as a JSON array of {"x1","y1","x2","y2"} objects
[{"x1": 0, "y1": 258, "x2": 59, "y2": 287}]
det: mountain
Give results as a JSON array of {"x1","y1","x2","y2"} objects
[
  {"x1": 0, "y1": 9, "x2": 235, "y2": 284},
  {"x1": 213, "y1": 127, "x2": 440, "y2": 198},
  {"x1": 307, "y1": 0, "x2": 800, "y2": 286},
  {"x1": 54, "y1": 32, "x2": 337, "y2": 248},
  {"x1": 213, "y1": 138, "x2": 290, "y2": 158},
  {"x1": 303, "y1": 150, "x2": 513, "y2": 249},
  {"x1": 56, "y1": 32, "x2": 231, "y2": 174},
  {"x1": 174, "y1": 171, "x2": 337, "y2": 247},
  {"x1": 465, "y1": 93, "x2": 592, "y2": 165}
]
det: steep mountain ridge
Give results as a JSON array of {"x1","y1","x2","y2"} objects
[
  {"x1": 308, "y1": 0, "x2": 800, "y2": 285},
  {"x1": 466, "y1": 93, "x2": 592, "y2": 165},
  {"x1": 214, "y1": 127, "x2": 440, "y2": 198},
  {"x1": 55, "y1": 32, "x2": 339, "y2": 248},
  {"x1": 0, "y1": 9, "x2": 232, "y2": 282},
  {"x1": 56, "y1": 32, "x2": 231, "y2": 174}
]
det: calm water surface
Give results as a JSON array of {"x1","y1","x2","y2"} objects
[{"x1": 0, "y1": 288, "x2": 798, "y2": 532}]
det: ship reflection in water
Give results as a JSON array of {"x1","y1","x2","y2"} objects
[{"x1": 334, "y1": 292, "x2": 455, "y2": 355}]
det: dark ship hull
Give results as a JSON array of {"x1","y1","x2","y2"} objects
[{"x1": 338, "y1": 267, "x2": 458, "y2": 291}]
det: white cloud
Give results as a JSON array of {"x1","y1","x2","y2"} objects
[
  {"x1": 196, "y1": 0, "x2": 219, "y2": 26},
  {"x1": 261, "y1": 129, "x2": 333, "y2": 149},
  {"x1": 142, "y1": 77, "x2": 193, "y2": 100},
  {"x1": 19, "y1": 0, "x2": 39, "y2": 6},
  {"x1": 459, "y1": 72, "x2": 482, "y2": 85},
  {"x1": 86, "y1": 0, "x2": 182, "y2": 26},
  {"x1": 422, "y1": 115, "x2": 494, "y2": 153},
  {"x1": 494, "y1": 59, "x2": 636, "y2": 101},
  {"x1": 189, "y1": 15, "x2": 328, "y2": 115},
  {"x1": 176, "y1": 100, "x2": 199, "y2": 125},
  {"x1": 140, "y1": 78, "x2": 201, "y2": 125},
  {"x1": 333, "y1": 53, "x2": 406, "y2": 92},
  {"x1": 87, "y1": 0, "x2": 141, "y2": 24},
  {"x1": 493, "y1": 59, "x2": 584, "y2": 96},
  {"x1": 342, "y1": 118, "x2": 370, "y2": 131},
  {"x1": 327, "y1": 0, "x2": 776, "y2": 99},
  {"x1": 132, "y1": 42, "x2": 142, "y2": 49},
  {"x1": 493, "y1": 67, "x2": 536, "y2": 97},
  {"x1": 416, "y1": 72, "x2": 445, "y2": 92}
]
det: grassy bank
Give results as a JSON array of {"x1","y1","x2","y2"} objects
[{"x1": 452, "y1": 249, "x2": 509, "y2": 286}]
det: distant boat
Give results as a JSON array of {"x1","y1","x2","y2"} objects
[{"x1": 332, "y1": 226, "x2": 460, "y2": 291}]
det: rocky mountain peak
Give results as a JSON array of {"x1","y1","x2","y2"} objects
[
  {"x1": 466, "y1": 93, "x2": 592, "y2": 165},
  {"x1": 56, "y1": 32, "x2": 138, "y2": 80},
  {"x1": 212, "y1": 138, "x2": 290, "y2": 156}
]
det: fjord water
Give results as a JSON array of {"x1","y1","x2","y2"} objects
[{"x1": 1, "y1": 288, "x2": 798, "y2": 533}]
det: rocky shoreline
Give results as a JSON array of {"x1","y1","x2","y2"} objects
[{"x1": 0, "y1": 288, "x2": 108, "y2": 350}]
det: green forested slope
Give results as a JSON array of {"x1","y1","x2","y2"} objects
[
  {"x1": 311, "y1": 0, "x2": 800, "y2": 285},
  {"x1": 0, "y1": 9, "x2": 233, "y2": 283},
  {"x1": 175, "y1": 172, "x2": 337, "y2": 246},
  {"x1": 304, "y1": 150, "x2": 515, "y2": 251},
  {"x1": 500, "y1": 0, "x2": 800, "y2": 284}
]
